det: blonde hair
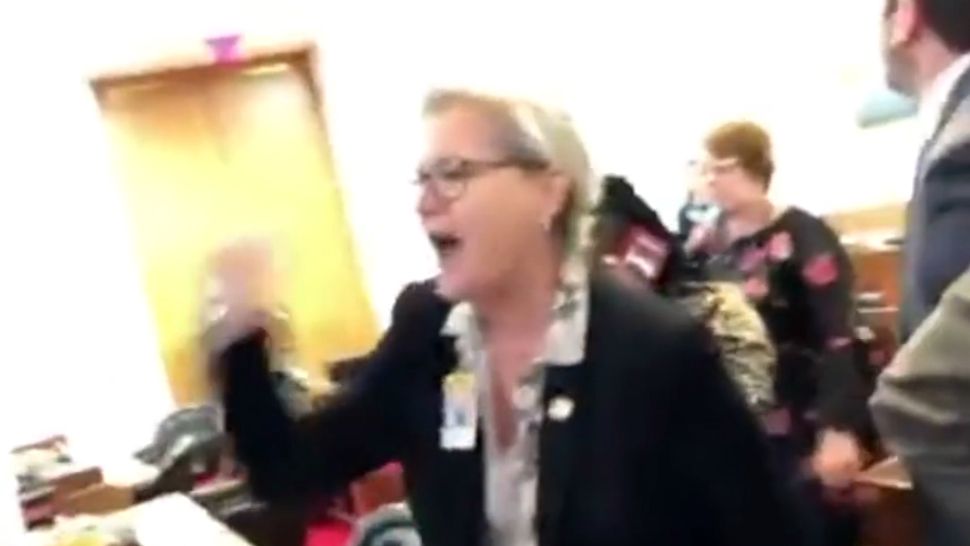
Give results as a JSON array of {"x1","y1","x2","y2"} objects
[{"x1": 422, "y1": 89, "x2": 597, "y2": 262}]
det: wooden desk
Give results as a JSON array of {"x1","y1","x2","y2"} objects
[
  {"x1": 856, "y1": 457, "x2": 922, "y2": 546},
  {"x1": 18, "y1": 465, "x2": 103, "y2": 529},
  {"x1": 126, "y1": 494, "x2": 254, "y2": 545}
]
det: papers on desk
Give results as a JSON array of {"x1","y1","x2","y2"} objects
[
  {"x1": 97, "y1": 458, "x2": 158, "y2": 489},
  {"x1": 24, "y1": 494, "x2": 253, "y2": 546},
  {"x1": 128, "y1": 495, "x2": 252, "y2": 545},
  {"x1": 857, "y1": 456, "x2": 913, "y2": 490}
]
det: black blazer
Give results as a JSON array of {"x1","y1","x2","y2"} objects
[
  {"x1": 221, "y1": 273, "x2": 804, "y2": 546},
  {"x1": 901, "y1": 63, "x2": 970, "y2": 339}
]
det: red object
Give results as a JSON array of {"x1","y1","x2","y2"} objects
[
  {"x1": 616, "y1": 226, "x2": 670, "y2": 282},
  {"x1": 303, "y1": 463, "x2": 405, "y2": 546},
  {"x1": 767, "y1": 231, "x2": 794, "y2": 262},
  {"x1": 305, "y1": 519, "x2": 352, "y2": 546},
  {"x1": 21, "y1": 502, "x2": 55, "y2": 527},
  {"x1": 350, "y1": 463, "x2": 405, "y2": 516},
  {"x1": 826, "y1": 336, "x2": 853, "y2": 350},
  {"x1": 802, "y1": 253, "x2": 839, "y2": 287},
  {"x1": 739, "y1": 246, "x2": 768, "y2": 273},
  {"x1": 743, "y1": 275, "x2": 770, "y2": 301}
]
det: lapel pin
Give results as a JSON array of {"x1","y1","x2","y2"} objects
[{"x1": 547, "y1": 396, "x2": 575, "y2": 422}]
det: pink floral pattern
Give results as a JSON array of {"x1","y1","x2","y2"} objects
[
  {"x1": 826, "y1": 336, "x2": 852, "y2": 349},
  {"x1": 802, "y1": 253, "x2": 838, "y2": 287},
  {"x1": 738, "y1": 247, "x2": 768, "y2": 274},
  {"x1": 620, "y1": 226, "x2": 670, "y2": 282},
  {"x1": 767, "y1": 231, "x2": 793, "y2": 262},
  {"x1": 743, "y1": 276, "x2": 770, "y2": 301}
]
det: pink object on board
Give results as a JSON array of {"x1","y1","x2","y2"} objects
[
  {"x1": 305, "y1": 519, "x2": 352, "y2": 546},
  {"x1": 206, "y1": 35, "x2": 242, "y2": 64}
]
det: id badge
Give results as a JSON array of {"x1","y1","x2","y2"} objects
[{"x1": 440, "y1": 370, "x2": 478, "y2": 450}]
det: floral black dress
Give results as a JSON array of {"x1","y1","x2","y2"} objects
[{"x1": 703, "y1": 207, "x2": 870, "y2": 453}]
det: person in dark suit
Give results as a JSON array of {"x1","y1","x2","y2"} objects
[
  {"x1": 213, "y1": 89, "x2": 803, "y2": 546},
  {"x1": 880, "y1": 0, "x2": 970, "y2": 339},
  {"x1": 871, "y1": 2, "x2": 970, "y2": 544}
]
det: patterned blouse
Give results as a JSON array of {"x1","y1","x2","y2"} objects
[
  {"x1": 702, "y1": 207, "x2": 869, "y2": 441},
  {"x1": 441, "y1": 260, "x2": 588, "y2": 546}
]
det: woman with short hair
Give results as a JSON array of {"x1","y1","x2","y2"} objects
[
  {"x1": 214, "y1": 92, "x2": 803, "y2": 546},
  {"x1": 693, "y1": 121, "x2": 871, "y2": 546}
]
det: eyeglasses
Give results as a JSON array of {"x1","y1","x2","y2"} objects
[
  {"x1": 689, "y1": 157, "x2": 741, "y2": 177},
  {"x1": 414, "y1": 156, "x2": 548, "y2": 201}
]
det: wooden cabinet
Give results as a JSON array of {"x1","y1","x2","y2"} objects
[
  {"x1": 824, "y1": 203, "x2": 906, "y2": 361},
  {"x1": 95, "y1": 55, "x2": 378, "y2": 404},
  {"x1": 824, "y1": 202, "x2": 905, "y2": 309}
]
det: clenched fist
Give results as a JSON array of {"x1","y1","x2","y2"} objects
[
  {"x1": 204, "y1": 237, "x2": 279, "y2": 354},
  {"x1": 811, "y1": 429, "x2": 864, "y2": 490}
]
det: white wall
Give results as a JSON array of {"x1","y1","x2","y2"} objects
[
  {"x1": 0, "y1": 371, "x2": 25, "y2": 542},
  {"x1": 0, "y1": 0, "x2": 917, "y2": 452},
  {"x1": 0, "y1": 448, "x2": 24, "y2": 544},
  {"x1": 325, "y1": 0, "x2": 918, "y2": 315},
  {"x1": 316, "y1": 0, "x2": 918, "y2": 313},
  {"x1": 0, "y1": 8, "x2": 176, "y2": 457}
]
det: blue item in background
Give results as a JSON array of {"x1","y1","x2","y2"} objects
[{"x1": 857, "y1": 88, "x2": 918, "y2": 128}]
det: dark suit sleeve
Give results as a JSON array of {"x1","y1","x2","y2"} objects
[
  {"x1": 670, "y1": 324, "x2": 806, "y2": 546},
  {"x1": 221, "y1": 282, "x2": 449, "y2": 504},
  {"x1": 920, "y1": 138, "x2": 970, "y2": 309}
]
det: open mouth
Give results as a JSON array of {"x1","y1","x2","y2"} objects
[{"x1": 429, "y1": 233, "x2": 462, "y2": 259}]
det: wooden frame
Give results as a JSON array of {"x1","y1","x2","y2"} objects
[
  {"x1": 87, "y1": 37, "x2": 355, "y2": 404},
  {"x1": 89, "y1": 38, "x2": 325, "y2": 113},
  {"x1": 90, "y1": 37, "x2": 316, "y2": 83}
]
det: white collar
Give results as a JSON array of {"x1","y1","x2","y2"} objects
[
  {"x1": 918, "y1": 53, "x2": 970, "y2": 140},
  {"x1": 441, "y1": 258, "x2": 589, "y2": 367}
]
